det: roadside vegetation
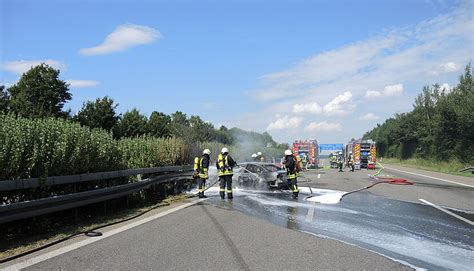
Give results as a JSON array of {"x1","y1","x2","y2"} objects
[
  {"x1": 364, "y1": 63, "x2": 473, "y2": 172},
  {"x1": 0, "y1": 63, "x2": 288, "y2": 181},
  {"x1": 0, "y1": 63, "x2": 288, "y2": 255},
  {"x1": 382, "y1": 158, "x2": 473, "y2": 178}
]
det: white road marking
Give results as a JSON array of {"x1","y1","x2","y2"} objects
[
  {"x1": 317, "y1": 174, "x2": 321, "y2": 179},
  {"x1": 2, "y1": 199, "x2": 204, "y2": 271},
  {"x1": 384, "y1": 166, "x2": 474, "y2": 188},
  {"x1": 305, "y1": 207, "x2": 315, "y2": 222},
  {"x1": 419, "y1": 199, "x2": 474, "y2": 226}
]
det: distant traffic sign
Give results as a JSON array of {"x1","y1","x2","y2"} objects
[{"x1": 319, "y1": 144, "x2": 344, "y2": 151}]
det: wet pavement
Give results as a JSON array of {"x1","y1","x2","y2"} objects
[{"x1": 201, "y1": 186, "x2": 474, "y2": 271}]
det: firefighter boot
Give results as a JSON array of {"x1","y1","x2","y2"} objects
[
  {"x1": 219, "y1": 177, "x2": 226, "y2": 199},
  {"x1": 226, "y1": 176, "x2": 233, "y2": 199}
]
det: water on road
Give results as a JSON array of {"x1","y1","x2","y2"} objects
[{"x1": 195, "y1": 186, "x2": 474, "y2": 271}]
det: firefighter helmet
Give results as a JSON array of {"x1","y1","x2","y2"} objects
[
  {"x1": 221, "y1": 147, "x2": 229, "y2": 154},
  {"x1": 284, "y1": 149, "x2": 292, "y2": 156},
  {"x1": 203, "y1": 149, "x2": 211, "y2": 155}
]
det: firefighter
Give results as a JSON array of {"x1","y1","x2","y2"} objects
[
  {"x1": 252, "y1": 153, "x2": 259, "y2": 162},
  {"x1": 194, "y1": 149, "x2": 211, "y2": 198},
  {"x1": 337, "y1": 152, "x2": 343, "y2": 172},
  {"x1": 217, "y1": 147, "x2": 236, "y2": 199},
  {"x1": 348, "y1": 154, "x2": 355, "y2": 172},
  {"x1": 257, "y1": 151, "x2": 264, "y2": 162},
  {"x1": 292, "y1": 150, "x2": 302, "y2": 177},
  {"x1": 283, "y1": 149, "x2": 299, "y2": 199}
]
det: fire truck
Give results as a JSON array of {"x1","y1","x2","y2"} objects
[
  {"x1": 345, "y1": 139, "x2": 376, "y2": 170},
  {"x1": 292, "y1": 140, "x2": 319, "y2": 169}
]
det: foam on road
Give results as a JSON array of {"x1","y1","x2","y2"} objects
[{"x1": 204, "y1": 187, "x2": 473, "y2": 271}]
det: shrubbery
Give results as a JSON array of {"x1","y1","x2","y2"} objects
[
  {"x1": 0, "y1": 114, "x2": 191, "y2": 180},
  {"x1": 119, "y1": 136, "x2": 190, "y2": 168}
]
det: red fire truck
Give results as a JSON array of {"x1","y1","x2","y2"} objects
[
  {"x1": 346, "y1": 139, "x2": 376, "y2": 170},
  {"x1": 292, "y1": 140, "x2": 319, "y2": 169}
]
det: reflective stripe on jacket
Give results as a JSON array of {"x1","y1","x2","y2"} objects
[
  {"x1": 194, "y1": 155, "x2": 209, "y2": 179},
  {"x1": 217, "y1": 153, "x2": 233, "y2": 176}
]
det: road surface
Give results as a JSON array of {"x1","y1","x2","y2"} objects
[{"x1": 1, "y1": 164, "x2": 473, "y2": 270}]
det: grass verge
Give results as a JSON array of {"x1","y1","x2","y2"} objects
[
  {"x1": 382, "y1": 158, "x2": 473, "y2": 178},
  {"x1": 0, "y1": 194, "x2": 189, "y2": 261}
]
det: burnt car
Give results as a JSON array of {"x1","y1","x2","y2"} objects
[{"x1": 237, "y1": 162, "x2": 288, "y2": 189}]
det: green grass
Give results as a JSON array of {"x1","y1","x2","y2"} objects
[{"x1": 382, "y1": 158, "x2": 474, "y2": 178}]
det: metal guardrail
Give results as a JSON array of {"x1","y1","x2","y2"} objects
[
  {"x1": 0, "y1": 166, "x2": 194, "y2": 224},
  {"x1": 0, "y1": 165, "x2": 193, "y2": 191},
  {"x1": 459, "y1": 167, "x2": 474, "y2": 173}
]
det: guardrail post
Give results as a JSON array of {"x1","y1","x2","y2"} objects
[
  {"x1": 74, "y1": 208, "x2": 79, "y2": 222},
  {"x1": 173, "y1": 181, "x2": 178, "y2": 195}
]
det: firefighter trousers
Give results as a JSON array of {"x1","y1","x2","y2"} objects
[
  {"x1": 287, "y1": 178, "x2": 299, "y2": 198},
  {"x1": 219, "y1": 175, "x2": 233, "y2": 199},
  {"x1": 197, "y1": 178, "x2": 206, "y2": 198}
]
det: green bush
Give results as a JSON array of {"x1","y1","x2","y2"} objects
[
  {"x1": 0, "y1": 114, "x2": 123, "y2": 180},
  {"x1": 0, "y1": 113, "x2": 285, "y2": 181},
  {"x1": 119, "y1": 136, "x2": 190, "y2": 168}
]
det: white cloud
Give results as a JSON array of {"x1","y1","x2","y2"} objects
[
  {"x1": 293, "y1": 102, "x2": 322, "y2": 114},
  {"x1": 440, "y1": 83, "x2": 454, "y2": 93},
  {"x1": 305, "y1": 121, "x2": 342, "y2": 132},
  {"x1": 382, "y1": 84, "x2": 404, "y2": 96},
  {"x1": 323, "y1": 91, "x2": 353, "y2": 115},
  {"x1": 66, "y1": 80, "x2": 99, "y2": 88},
  {"x1": 441, "y1": 62, "x2": 459, "y2": 73},
  {"x1": 293, "y1": 92, "x2": 354, "y2": 115},
  {"x1": 365, "y1": 84, "x2": 403, "y2": 99},
  {"x1": 79, "y1": 24, "x2": 161, "y2": 56},
  {"x1": 267, "y1": 115, "x2": 303, "y2": 130},
  {"x1": 359, "y1": 113, "x2": 380, "y2": 120},
  {"x1": 238, "y1": 2, "x2": 472, "y2": 143},
  {"x1": 1, "y1": 59, "x2": 66, "y2": 75},
  {"x1": 364, "y1": 90, "x2": 383, "y2": 98}
]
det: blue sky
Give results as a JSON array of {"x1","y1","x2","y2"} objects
[{"x1": 1, "y1": 0, "x2": 473, "y2": 144}]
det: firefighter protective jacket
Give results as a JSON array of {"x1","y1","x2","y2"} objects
[
  {"x1": 216, "y1": 153, "x2": 236, "y2": 176},
  {"x1": 194, "y1": 154, "x2": 210, "y2": 179},
  {"x1": 284, "y1": 155, "x2": 297, "y2": 179}
]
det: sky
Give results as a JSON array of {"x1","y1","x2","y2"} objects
[{"x1": 1, "y1": 0, "x2": 473, "y2": 145}]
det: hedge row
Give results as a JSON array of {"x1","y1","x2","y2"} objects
[{"x1": 0, "y1": 114, "x2": 190, "y2": 180}]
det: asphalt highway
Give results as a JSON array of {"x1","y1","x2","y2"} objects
[{"x1": 2, "y1": 163, "x2": 473, "y2": 270}]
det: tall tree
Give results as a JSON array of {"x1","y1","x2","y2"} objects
[
  {"x1": 189, "y1": 115, "x2": 216, "y2": 142},
  {"x1": 8, "y1": 63, "x2": 71, "y2": 118},
  {"x1": 364, "y1": 63, "x2": 473, "y2": 163},
  {"x1": 114, "y1": 109, "x2": 148, "y2": 138},
  {"x1": 0, "y1": 85, "x2": 10, "y2": 113},
  {"x1": 148, "y1": 111, "x2": 171, "y2": 138},
  {"x1": 170, "y1": 111, "x2": 190, "y2": 137},
  {"x1": 75, "y1": 96, "x2": 120, "y2": 131}
]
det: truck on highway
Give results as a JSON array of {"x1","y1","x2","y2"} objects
[
  {"x1": 292, "y1": 139, "x2": 319, "y2": 169},
  {"x1": 346, "y1": 139, "x2": 376, "y2": 170}
]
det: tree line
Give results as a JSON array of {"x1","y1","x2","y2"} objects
[
  {"x1": 363, "y1": 63, "x2": 473, "y2": 164},
  {"x1": 0, "y1": 63, "x2": 285, "y2": 150}
]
